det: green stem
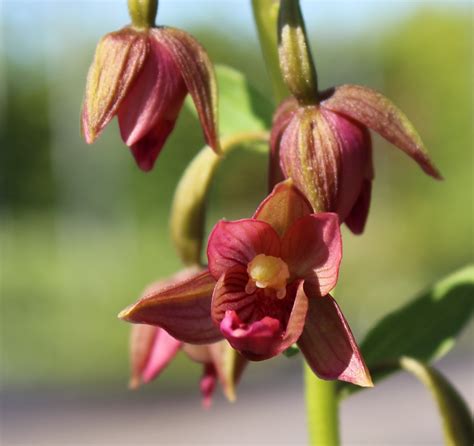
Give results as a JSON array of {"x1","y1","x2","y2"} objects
[
  {"x1": 128, "y1": 0, "x2": 158, "y2": 29},
  {"x1": 305, "y1": 365, "x2": 340, "y2": 446},
  {"x1": 251, "y1": 0, "x2": 288, "y2": 103}
]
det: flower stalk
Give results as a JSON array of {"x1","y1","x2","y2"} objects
[
  {"x1": 305, "y1": 365, "x2": 340, "y2": 446},
  {"x1": 128, "y1": 0, "x2": 158, "y2": 29},
  {"x1": 251, "y1": 0, "x2": 288, "y2": 103}
]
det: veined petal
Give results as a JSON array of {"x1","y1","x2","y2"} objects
[
  {"x1": 82, "y1": 28, "x2": 148, "y2": 143},
  {"x1": 140, "y1": 327, "x2": 182, "y2": 385},
  {"x1": 254, "y1": 179, "x2": 313, "y2": 237},
  {"x1": 211, "y1": 265, "x2": 259, "y2": 325},
  {"x1": 118, "y1": 269, "x2": 222, "y2": 344},
  {"x1": 118, "y1": 34, "x2": 187, "y2": 148},
  {"x1": 280, "y1": 107, "x2": 342, "y2": 213},
  {"x1": 282, "y1": 213, "x2": 341, "y2": 296},
  {"x1": 217, "y1": 280, "x2": 309, "y2": 361},
  {"x1": 298, "y1": 291, "x2": 373, "y2": 387},
  {"x1": 129, "y1": 324, "x2": 158, "y2": 389},
  {"x1": 207, "y1": 219, "x2": 280, "y2": 279},
  {"x1": 269, "y1": 97, "x2": 299, "y2": 189},
  {"x1": 322, "y1": 84, "x2": 442, "y2": 179},
  {"x1": 321, "y1": 108, "x2": 372, "y2": 225},
  {"x1": 156, "y1": 27, "x2": 220, "y2": 154}
]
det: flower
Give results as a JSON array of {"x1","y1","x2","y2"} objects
[
  {"x1": 120, "y1": 181, "x2": 372, "y2": 387},
  {"x1": 81, "y1": 2, "x2": 219, "y2": 171},
  {"x1": 272, "y1": 0, "x2": 441, "y2": 234},
  {"x1": 128, "y1": 270, "x2": 247, "y2": 407}
]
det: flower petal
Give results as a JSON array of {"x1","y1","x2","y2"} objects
[
  {"x1": 82, "y1": 28, "x2": 148, "y2": 144},
  {"x1": 129, "y1": 119, "x2": 176, "y2": 171},
  {"x1": 280, "y1": 107, "x2": 344, "y2": 213},
  {"x1": 298, "y1": 291, "x2": 373, "y2": 387},
  {"x1": 117, "y1": 33, "x2": 187, "y2": 149},
  {"x1": 281, "y1": 213, "x2": 341, "y2": 296},
  {"x1": 345, "y1": 178, "x2": 372, "y2": 235},
  {"x1": 140, "y1": 327, "x2": 182, "y2": 385},
  {"x1": 217, "y1": 280, "x2": 309, "y2": 361},
  {"x1": 269, "y1": 97, "x2": 299, "y2": 189},
  {"x1": 118, "y1": 269, "x2": 222, "y2": 344},
  {"x1": 211, "y1": 265, "x2": 259, "y2": 325},
  {"x1": 208, "y1": 341, "x2": 247, "y2": 402},
  {"x1": 200, "y1": 363, "x2": 217, "y2": 409},
  {"x1": 322, "y1": 84, "x2": 442, "y2": 179},
  {"x1": 253, "y1": 179, "x2": 313, "y2": 237},
  {"x1": 156, "y1": 27, "x2": 220, "y2": 154},
  {"x1": 207, "y1": 219, "x2": 280, "y2": 279}
]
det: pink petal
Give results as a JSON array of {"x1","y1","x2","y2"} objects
[
  {"x1": 345, "y1": 178, "x2": 372, "y2": 235},
  {"x1": 211, "y1": 265, "x2": 259, "y2": 325},
  {"x1": 207, "y1": 219, "x2": 281, "y2": 279},
  {"x1": 253, "y1": 180, "x2": 313, "y2": 237},
  {"x1": 141, "y1": 327, "x2": 182, "y2": 384},
  {"x1": 82, "y1": 28, "x2": 148, "y2": 144},
  {"x1": 129, "y1": 324, "x2": 158, "y2": 389},
  {"x1": 220, "y1": 311, "x2": 282, "y2": 359},
  {"x1": 298, "y1": 291, "x2": 373, "y2": 387},
  {"x1": 200, "y1": 363, "x2": 217, "y2": 409},
  {"x1": 269, "y1": 98, "x2": 299, "y2": 189},
  {"x1": 118, "y1": 269, "x2": 222, "y2": 344},
  {"x1": 217, "y1": 281, "x2": 309, "y2": 361},
  {"x1": 155, "y1": 27, "x2": 220, "y2": 153},
  {"x1": 321, "y1": 108, "x2": 373, "y2": 225},
  {"x1": 281, "y1": 213, "x2": 341, "y2": 296},
  {"x1": 117, "y1": 33, "x2": 187, "y2": 148},
  {"x1": 129, "y1": 118, "x2": 175, "y2": 171},
  {"x1": 322, "y1": 84, "x2": 442, "y2": 179}
]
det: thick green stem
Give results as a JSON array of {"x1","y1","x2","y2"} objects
[
  {"x1": 251, "y1": 0, "x2": 288, "y2": 104},
  {"x1": 305, "y1": 365, "x2": 340, "y2": 446},
  {"x1": 128, "y1": 0, "x2": 158, "y2": 29}
]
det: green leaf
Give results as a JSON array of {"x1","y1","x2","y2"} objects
[
  {"x1": 339, "y1": 265, "x2": 474, "y2": 396},
  {"x1": 399, "y1": 357, "x2": 473, "y2": 446},
  {"x1": 186, "y1": 64, "x2": 273, "y2": 136}
]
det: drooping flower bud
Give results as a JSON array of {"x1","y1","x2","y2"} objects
[
  {"x1": 272, "y1": 1, "x2": 441, "y2": 234},
  {"x1": 81, "y1": 2, "x2": 220, "y2": 171}
]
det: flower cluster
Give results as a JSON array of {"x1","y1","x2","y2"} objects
[{"x1": 82, "y1": 0, "x2": 441, "y2": 404}]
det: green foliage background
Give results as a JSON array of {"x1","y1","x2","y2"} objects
[{"x1": 1, "y1": 8, "x2": 472, "y2": 389}]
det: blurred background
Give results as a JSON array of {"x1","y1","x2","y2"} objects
[{"x1": 1, "y1": 0, "x2": 472, "y2": 444}]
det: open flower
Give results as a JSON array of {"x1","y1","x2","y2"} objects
[
  {"x1": 120, "y1": 181, "x2": 372, "y2": 387},
  {"x1": 128, "y1": 269, "x2": 246, "y2": 407},
  {"x1": 81, "y1": 2, "x2": 219, "y2": 171},
  {"x1": 273, "y1": 0, "x2": 441, "y2": 234}
]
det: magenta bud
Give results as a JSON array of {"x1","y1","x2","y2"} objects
[
  {"x1": 81, "y1": 23, "x2": 220, "y2": 172},
  {"x1": 272, "y1": 84, "x2": 441, "y2": 234}
]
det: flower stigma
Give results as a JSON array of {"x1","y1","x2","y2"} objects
[{"x1": 245, "y1": 254, "x2": 290, "y2": 299}]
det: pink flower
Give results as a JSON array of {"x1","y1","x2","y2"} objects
[
  {"x1": 81, "y1": 26, "x2": 219, "y2": 171},
  {"x1": 128, "y1": 270, "x2": 246, "y2": 407},
  {"x1": 271, "y1": 88, "x2": 442, "y2": 234},
  {"x1": 120, "y1": 181, "x2": 372, "y2": 387}
]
